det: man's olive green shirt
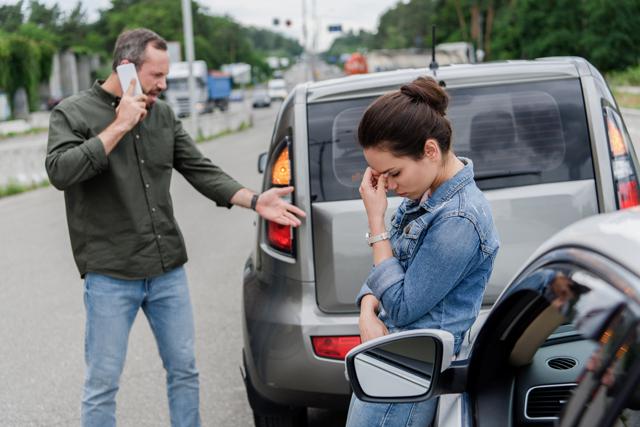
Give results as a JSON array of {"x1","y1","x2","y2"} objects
[{"x1": 46, "y1": 81, "x2": 244, "y2": 279}]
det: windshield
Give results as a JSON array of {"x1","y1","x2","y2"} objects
[{"x1": 167, "y1": 78, "x2": 206, "y2": 91}]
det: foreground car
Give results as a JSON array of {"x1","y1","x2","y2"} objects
[
  {"x1": 347, "y1": 208, "x2": 640, "y2": 427},
  {"x1": 242, "y1": 57, "x2": 640, "y2": 426}
]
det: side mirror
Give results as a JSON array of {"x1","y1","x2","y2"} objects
[
  {"x1": 345, "y1": 329, "x2": 457, "y2": 403},
  {"x1": 257, "y1": 152, "x2": 268, "y2": 174}
]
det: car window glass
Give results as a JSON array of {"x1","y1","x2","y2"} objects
[
  {"x1": 331, "y1": 106, "x2": 368, "y2": 187},
  {"x1": 559, "y1": 309, "x2": 639, "y2": 427},
  {"x1": 307, "y1": 78, "x2": 593, "y2": 202}
]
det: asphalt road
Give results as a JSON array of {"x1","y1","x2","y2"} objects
[
  {"x1": 0, "y1": 103, "x2": 347, "y2": 426},
  {"x1": 1, "y1": 94, "x2": 639, "y2": 427}
]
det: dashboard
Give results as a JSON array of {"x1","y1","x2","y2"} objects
[{"x1": 513, "y1": 330, "x2": 596, "y2": 426}]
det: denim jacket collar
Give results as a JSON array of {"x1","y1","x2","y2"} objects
[{"x1": 404, "y1": 157, "x2": 474, "y2": 214}]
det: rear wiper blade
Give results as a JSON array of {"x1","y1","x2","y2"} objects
[{"x1": 475, "y1": 170, "x2": 542, "y2": 181}]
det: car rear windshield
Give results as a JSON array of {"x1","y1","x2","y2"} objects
[{"x1": 307, "y1": 78, "x2": 594, "y2": 203}]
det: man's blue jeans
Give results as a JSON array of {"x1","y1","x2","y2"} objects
[{"x1": 81, "y1": 266, "x2": 201, "y2": 427}]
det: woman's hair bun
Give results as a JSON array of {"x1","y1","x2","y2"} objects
[{"x1": 400, "y1": 76, "x2": 448, "y2": 116}]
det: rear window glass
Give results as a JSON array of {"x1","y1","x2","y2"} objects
[{"x1": 307, "y1": 78, "x2": 594, "y2": 203}]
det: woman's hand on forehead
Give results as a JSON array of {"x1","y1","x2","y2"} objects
[{"x1": 370, "y1": 169, "x2": 380, "y2": 189}]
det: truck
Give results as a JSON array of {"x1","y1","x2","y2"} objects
[
  {"x1": 344, "y1": 42, "x2": 477, "y2": 75},
  {"x1": 343, "y1": 52, "x2": 368, "y2": 75},
  {"x1": 165, "y1": 60, "x2": 232, "y2": 117}
]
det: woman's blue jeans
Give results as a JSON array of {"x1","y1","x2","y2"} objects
[
  {"x1": 81, "y1": 266, "x2": 200, "y2": 427},
  {"x1": 345, "y1": 393, "x2": 438, "y2": 427}
]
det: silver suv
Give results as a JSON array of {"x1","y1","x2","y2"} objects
[{"x1": 241, "y1": 57, "x2": 640, "y2": 426}]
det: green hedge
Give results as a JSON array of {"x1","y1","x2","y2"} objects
[
  {"x1": 608, "y1": 65, "x2": 640, "y2": 87},
  {"x1": 0, "y1": 31, "x2": 55, "y2": 113}
]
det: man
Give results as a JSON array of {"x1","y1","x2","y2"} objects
[{"x1": 45, "y1": 28, "x2": 305, "y2": 427}]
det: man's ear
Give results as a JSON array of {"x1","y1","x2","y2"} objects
[
  {"x1": 120, "y1": 59, "x2": 130, "y2": 66},
  {"x1": 423, "y1": 139, "x2": 440, "y2": 160}
]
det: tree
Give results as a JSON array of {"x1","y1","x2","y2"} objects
[
  {"x1": 325, "y1": 30, "x2": 376, "y2": 61},
  {"x1": 27, "y1": 0, "x2": 61, "y2": 30},
  {"x1": 582, "y1": 0, "x2": 640, "y2": 72},
  {"x1": 0, "y1": 1, "x2": 24, "y2": 33},
  {"x1": 95, "y1": 0, "x2": 301, "y2": 81}
]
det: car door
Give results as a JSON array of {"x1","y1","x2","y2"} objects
[{"x1": 466, "y1": 246, "x2": 640, "y2": 427}]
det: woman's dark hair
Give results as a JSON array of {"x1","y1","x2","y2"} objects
[{"x1": 358, "y1": 76, "x2": 452, "y2": 159}]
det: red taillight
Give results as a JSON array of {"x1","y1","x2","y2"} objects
[
  {"x1": 311, "y1": 336, "x2": 362, "y2": 360},
  {"x1": 605, "y1": 107, "x2": 640, "y2": 209},
  {"x1": 267, "y1": 221, "x2": 293, "y2": 252},
  {"x1": 266, "y1": 142, "x2": 295, "y2": 254},
  {"x1": 618, "y1": 180, "x2": 640, "y2": 209}
]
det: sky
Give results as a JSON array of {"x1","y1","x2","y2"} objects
[{"x1": 2, "y1": 0, "x2": 403, "y2": 51}]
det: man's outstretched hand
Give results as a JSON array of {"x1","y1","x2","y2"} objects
[{"x1": 256, "y1": 186, "x2": 306, "y2": 227}]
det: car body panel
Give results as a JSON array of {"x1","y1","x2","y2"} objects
[
  {"x1": 523, "y1": 206, "x2": 640, "y2": 280},
  {"x1": 313, "y1": 180, "x2": 599, "y2": 313}
]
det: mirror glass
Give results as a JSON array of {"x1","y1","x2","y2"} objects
[
  {"x1": 258, "y1": 152, "x2": 268, "y2": 174},
  {"x1": 354, "y1": 336, "x2": 437, "y2": 398}
]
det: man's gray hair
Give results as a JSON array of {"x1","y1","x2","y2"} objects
[{"x1": 111, "y1": 28, "x2": 167, "y2": 71}]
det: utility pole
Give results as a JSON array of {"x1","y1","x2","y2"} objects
[
  {"x1": 302, "y1": 0, "x2": 311, "y2": 81},
  {"x1": 311, "y1": 0, "x2": 318, "y2": 81},
  {"x1": 181, "y1": 0, "x2": 199, "y2": 137}
]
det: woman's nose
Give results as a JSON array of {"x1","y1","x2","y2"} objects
[{"x1": 387, "y1": 179, "x2": 397, "y2": 190}]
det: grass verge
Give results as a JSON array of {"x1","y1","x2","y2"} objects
[
  {"x1": 613, "y1": 89, "x2": 640, "y2": 110},
  {"x1": 196, "y1": 120, "x2": 253, "y2": 144},
  {"x1": 0, "y1": 127, "x2": 48, "y2": 141},
  {"x1": 0, "y1": 179, "x2": 50, "y2": 199},
  {"x1": 607, "y1": 65, "x2": 640, "y2": 87}
]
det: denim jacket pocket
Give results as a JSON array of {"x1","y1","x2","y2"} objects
[{"x1": 394, "y1": 222, "x2": 424, "y2": 261}]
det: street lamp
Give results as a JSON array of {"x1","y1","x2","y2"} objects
[{"x1": 181, "y1": 0, "x2": 199, "y2": 137}]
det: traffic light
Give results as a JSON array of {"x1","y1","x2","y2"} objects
[
  {"x1": 285, "y1": 19, "x2": 292, "y2": 27},
  {"x1": 273, "y1": 18, "x2": 280, "y2": 26}
]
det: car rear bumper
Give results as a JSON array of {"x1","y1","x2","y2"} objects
[{"x1": 242, "y1": 271, "x2": 359, "y2": 409}]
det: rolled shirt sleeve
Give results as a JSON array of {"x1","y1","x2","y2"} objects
[
  {"x1": 366, "y1": 216, "x2": 481, "y2": 327},
  {"x1": 45, "y1": 107, "x2": 109, "y2": 190}
]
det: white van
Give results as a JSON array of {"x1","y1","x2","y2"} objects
[{"x1": 267, "y1": 78, "x2": 287, "y2": 101}]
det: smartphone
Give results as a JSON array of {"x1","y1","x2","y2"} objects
[{"x1": 116, "y1": 63, "x2": 142, "y2": 96}]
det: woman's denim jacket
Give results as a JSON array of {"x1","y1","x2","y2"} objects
[{"x1": 357, "y1": 158, "x2": 500, "y2": 353}]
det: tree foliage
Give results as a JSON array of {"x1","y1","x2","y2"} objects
[
  {"x1": 327, "y1": 0, "x2": 640, "y2": 72},
  {"x1": 324, "y1": 30, "x2": 376, "y2": 60},
  {"x1": 95, "y1": 0, "x2": 300, "y2": 77}
]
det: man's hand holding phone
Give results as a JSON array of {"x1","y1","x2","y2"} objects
[
  {"x1": 115, "y1": 79, "x2": 148, "y2": 131},
  {"x1": 98, "y1": 79, "x2": 148, "y2": 156}
]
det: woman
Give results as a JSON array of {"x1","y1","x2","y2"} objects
[{"x1": 346, "y1": 76, "x2": 500, "y2": 426}]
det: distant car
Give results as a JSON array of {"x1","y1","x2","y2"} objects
[
  {"x1": 346, "y1": 207, "x2": 640, "y2": 427},
  {"x1": 230, "y1": 89, "x2": 245, "y2": 102},
  {"x1": 242, "y1": 57, "x2": 640, "y2": 426},
  {"x1": 252, "y1": 91, "x2": 271, "y2": 108},
  {"x1": 267, "y1": 78, "x2": 287, "y2": 101}
]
